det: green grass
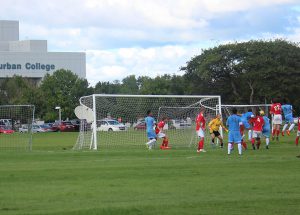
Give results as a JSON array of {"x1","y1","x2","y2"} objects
[{"x1": 0, "y1": 132, "x2": 299, "y2": 215}]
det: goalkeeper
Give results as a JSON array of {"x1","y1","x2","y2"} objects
[{"x1": 208, "y1": 113, "x2": 228, "y2": 148}]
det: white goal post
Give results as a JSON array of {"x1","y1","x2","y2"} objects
[
  {"x1": 74, "y1": 94, "x2": 222, "y2": 150},
  {"x1": 0, "y1": 105, "x2": 35, "y2": 151}
]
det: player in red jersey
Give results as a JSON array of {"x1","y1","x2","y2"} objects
[
  {"x1": 249, "y1": 110, "x2": 265, "y2": 150},
  {"x1": 270, "y1": 98, "x2": 282, "y2": 141},
  {"x1": 155, "y1": 117, "x2": 170, "y2": 150},
  {"x1": 196, "y1": 107, "x2": 206, "y2": 153},
  {"x1": 296, "y1": 117, "x2": 300, "y2": 147}
]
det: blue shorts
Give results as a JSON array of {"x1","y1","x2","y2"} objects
[
  {"x1": 262, "y1": 129, "x2": 270, "y2": 138},
  {"x1": 228, "y1": 131, "x2": 242, "y2": 143},
  {"x1": 241, "y1": 118, "x2": 251, "y2": 129},
  {"x1": 147, "y1": 130, "x2": 156, "y2": 139},
  {"x1": 284, "y1": 115, "x2": 294, "y2": 124},
  {"x1": 228, "y1": 131, "x2": 242, "y2": 144}
]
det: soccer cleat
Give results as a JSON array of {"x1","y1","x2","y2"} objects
[
  {"x1": 200, "y1": 149, "x2": 206, "y2": 152},
  {"x1": 266, "y1": 145, "x2": 269, "y2": 149},
  {"x1": 252, "y1": 145, "x2": 256, "y2": 150},
  {"x1": 287, "y1": 130, "x2": 290, "y2": 136},
  {"x1": 281, "y1": 131, "x2": 285, "y2": 136},
  {"x1": 197, "y1": 149, "x2": 200, "y2": 153}
]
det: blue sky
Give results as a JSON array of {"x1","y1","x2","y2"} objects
[{"x1": 1, "y1": 0, "x2": 300, "y2": 85}]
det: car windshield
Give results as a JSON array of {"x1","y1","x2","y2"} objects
[{"x1": 107, "y1": 120, "x2": 120, "y2": 125}]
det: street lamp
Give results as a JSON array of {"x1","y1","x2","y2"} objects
[{"x1": 55, "y1": 106, "x2": 61, "y2": 122}]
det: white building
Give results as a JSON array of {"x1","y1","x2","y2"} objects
[{"x1": 0, "y1": 20, "x2": 86, "y2": 83}]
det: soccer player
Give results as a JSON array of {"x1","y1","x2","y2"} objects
[
  {"x1": 145, "y1": 110, "x2": 157, "y2": 150},
  {"x1": 270, "y1": 98, "x2": 282, "y2": 141},
  {"x1": 196, "y1": 107, "x2": 206, "y2": 153},
  {"x1": 226, "y1": 108, "x2": 243, "y2": 155},
  {"x1": 281, "y1": 99, "x2": 295, "y2": 136},
  {"x1": 208, "y1": 113, "x2": 228, "y2": 148},
  {"x1": 296, "y1": 117, "x2": 300, "y2": 147},
  {"x1": 241, "y1": 109, "x2": 254, "y2": 142},
  {"x1": 249, "y1": 110, "x2": 265, "y2": 150},
  {"x1": 155, "y1": 117, "x2": 170, "y2": 150},
  {"x1": 260, "y1": 110, "x2": 271, "y2": 149}
]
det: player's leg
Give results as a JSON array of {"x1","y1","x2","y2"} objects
[
  {"x1": 146, "y1": 131, "x2": 157, "y2": 149},
  {"x1": 157, "y1": 132, "x2": 166, "y2": 149},
  {"x1": 282, "y1": 121, "x2": 288, "y2": 136},
  {"x1": 251, "y1": 131, "x2": 257, "y2": 150},
  {"x1": 216, "y1": 133, "x2": 224, "y2": 148},
  {"x1": 296, "y1": 131, "x2": 300, "y2": 146},
  {"x1": 263, "y1": 129, "x2": 270, "y2": 149},
  {"x1": 234, "y1": 131, "x2": 243, "y2": 155},
  {"x1": 197, "y1": 129, "x2": 206, "y2": 152},
  {"x1": 210, "y1": 132, "x2": 215, "y2": 146},
  {"x1": 256, "y1": 135, "x2": 261, "y2": 149},
  {"x1": 287, "y1": 117, "x2": 295, "y2": 135}
]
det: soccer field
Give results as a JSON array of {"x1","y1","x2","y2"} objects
[{"x1": 0, "y1": 132, "x2": 299, "y2": 215}]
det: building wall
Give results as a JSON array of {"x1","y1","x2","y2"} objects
[
  {"x1": 0, "y1": 52, "x2": 86, "y2": 78},
  {"x1": 0, "y1": 20, "x2": 86, "y2": 81}
]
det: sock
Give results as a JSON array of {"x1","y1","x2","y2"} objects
[
  {"x1": 242, "y1": 140, "x2": 247, "y2": 149},
  {"x1": 276, "y1": 129, "x2": 280, "y2": 137},
  {"x1": 238, "y1": 143, "x2": 242, "y2": 155},
  {"x1": 211, "y1": 139, "x2": 215, "y2": 144},
  {"x1": 266, "y1": 138, "x2": 269, "y2": 146},
  {"x1": 296, "y1": 136, "x2": 299, "y2": 146},
  {"x1": 289, "y1": 124, "x2": 295, "y2": 131},
  {"x1": 248, "y1": 130, "x2": 252, "y2": 140},
  {"x1": 199, "y1": 139, "x2": 204, "y2": 149},
  {"x1": 251, "y1": 138, "x2": 255, "y2": 145},
  {"x1": 149, "y1": 139, "x2": 156, "y2": 147},
  {"x1": 256, "y1": 140, "x2": 261, "y2": 149},
  {"x1": 163, "y1": 138, "x2": 168, "y2": 147},
  {"x1": 272, "y1": 129, "x2": 276, "y2": 137},
  {"x1": 282, "y1": 124, "x2": 288, "y2": 132},
  {"x1": 228, "y1": 143, "x2": 232, "y2": 154}
]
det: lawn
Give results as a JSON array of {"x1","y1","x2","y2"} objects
[{"x1": 0, "y1": 131, "x2": 299, "y2": 215}]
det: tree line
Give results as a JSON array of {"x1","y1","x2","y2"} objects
[{"x1": 0, "y1": 39, "x2": 299, "y2": 121}]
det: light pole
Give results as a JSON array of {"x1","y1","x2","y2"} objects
[{"x1": 55, "y1": 106, "x2": 61, "y2": 122}]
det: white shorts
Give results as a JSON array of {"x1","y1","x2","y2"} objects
[
  {"x1": 252, "y1": 131, "x2": 263, "y2": 139},
  {"x1": 197, "y1": 128, "x2": 205, "y2": 138},
  {"x1": 297, "y1": 131, "x2": 300, "y2": 137},
  {"x1": 273, "y1": 114, "x2": 282, "y2": 125},
  {"x1": 157, "y1": 132, "x2": 166, "y2": 138}
]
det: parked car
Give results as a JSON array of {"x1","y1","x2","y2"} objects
[
  {"x1": 51, "y1": 121, "x2": 76, "y2": 132},
  {"x1": 97, "y1": 119, "x2": 126, "y2": 131},
  {"x1": 0, "y1": 125, "x2": 14, "y2": 134},
  {"x1": 19, "y1": 124, "x2": 55, "y2": 133},
  {"x1": 170, "y1": 119, "x2": 191, "y2": 129},
  {"x1": 70, "y1": 119, "x2": 80, "y2": 131},
  {"x1": 134, "y1": 122, "x2": 146, "y2": 130},
  {"x1": 0, "y1": 119, "x2": 12, "y2": 126}
]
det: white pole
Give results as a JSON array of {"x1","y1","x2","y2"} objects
[{"x1": 92, "y1": 94, "x2": 98, "y2": 150}]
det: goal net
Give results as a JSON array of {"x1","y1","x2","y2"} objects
[
  {"x1": 0, "y1": 105, "x2": 35, "y2": 151},
  {"x1": 74, "y1": 94, "x2": 221, "y2": 150}
]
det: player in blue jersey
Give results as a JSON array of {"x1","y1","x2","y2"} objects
[
  {"x1": 241, "y1": 109, "x2": 254, "y2": 142},
  {"x1": 260, "y1": 110, "x2": 271, "y2": 149},
  {"x1": 145, "y1": 110, "x2": 157, "y2": 149},
  {"x1": 226, "y1": 108, "x2": 243, "y2": 155},
  {"x1": 281, "y1": 99, "x2": 295, "y2": 136}
]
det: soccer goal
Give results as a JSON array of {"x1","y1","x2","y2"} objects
[
  {"x1": 0, "y1": 105, "x2": 35, "y2": 151},
  {"x1": 73, "y1": 94, "x2": 221, "y2": 150}
]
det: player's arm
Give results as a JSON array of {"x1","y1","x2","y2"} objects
[{"x1": 220, "y1": 121, "x2": 228, "y2": 132}]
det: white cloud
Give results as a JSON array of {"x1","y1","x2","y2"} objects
[
  {"x1": 2, "y1": 0, "x2": 300, "y2": 85},
  {"x1": 86, "y1": 44, "x2": 203, "y2": 86}
]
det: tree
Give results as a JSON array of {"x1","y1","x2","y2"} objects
[
  {"x1": 182, "y1": 39, "x2": 300, "y2": 111},
  {"x1": 39, "y1": 69, "x2": 92, "y2": 121}
]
